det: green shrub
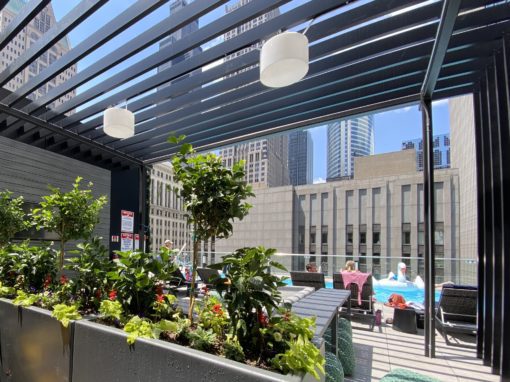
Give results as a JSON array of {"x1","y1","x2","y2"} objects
[
  {"x1": 338, "y1": 330, "x2": 355, "y2": 376},
  {"x1": 381, "y1": 368, "x2": 442, "y2": 382},
  {"x1": 0, "y1": 191, "x2": 28, "y2": 247},
  {"x1": 338, "y1": 318, "x2": 352, "y2": 337},
  {"x1": 325, "y1": 351, "x2": 344, "y2": 382}
]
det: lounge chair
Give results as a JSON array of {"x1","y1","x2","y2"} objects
[
  {"x1": 196, "y1": 267, "x2": 221, "y2": 287},
  {"x1": 290, "y1": 271, "x2": 325, "y2": 291},
  {"x1": 167, "y1": 268, "x2": 193, "y2": 296},
  {"x1": 333, "y1": 272, "x2": 375, "y2": 330},
  {"x1": 435, "y1": 286, "x2": 477, "y2": 347}
]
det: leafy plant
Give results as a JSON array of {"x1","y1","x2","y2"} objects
[
  {"x1": 153, "y1": 293, "x2": 179, "y2": 321},
  {"x1": 99, "y1": 299, "x2": 123, "y2": 321},
  {"x1": 196, "y1": 296, "x2": 228, "y2": 336},
  {"x1": 107, "y1": 250, "x2": 177, "y2": 317},
  {"x1": 272, "y1": 335, "x2": 325, "y2": 380},
  {"x1": 0, "y1": 191, "x2": 28, "y2": 247},
  {"x1": 66, "y1": 237, "x2": 113, "y2": 309},
  {"x1": 0, "y1": 281, "x2": 15, "y2": 297},
  {"x1": 186, "y1": 327, "x2": 217, "y2": 352},
  {"x1": 169, "y1": 136, "x2": 253, "y2": 321},
  {"x1": 31, "y1": 177, "x2": 107, "y2": 270},
  {"x1": 223, "y1": 335, "x2": 245, "y2": 362},
  {"x1": 124, "y1": 316, "x2": 158, "y2": 345},
  {"x1": 211, "y1": 247, "x2": 287, "y2": 355},
  {"x1": 51, "y1": 303, "x2": 82, "y2": 328},
  {"x1": 13, "y1": 290, "x2": 38, "y2": 307},
  {"x1": 2, "y1": 242, "x2": 58, "y2": 291}
]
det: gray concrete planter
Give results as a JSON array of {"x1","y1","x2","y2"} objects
[
  {"x1": 0, "y1": 298, "x2": 73, "y2": 382},
  {"x1": 72, "y1": 320, "x2": 324, "y2": 382}
]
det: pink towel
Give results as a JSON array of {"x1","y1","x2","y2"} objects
[{"x1": 341, "y1": 271, "x2": 370, "y2": 305}]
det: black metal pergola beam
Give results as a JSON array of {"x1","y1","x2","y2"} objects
[
  {"x1": 0, "y1": 0, "x2": 107, "y2": 87},
  {"x1": 0, "y1": 0, "x2": 50, "y2": 52},
  {"x1": 53, "y1": 0, "x2": 341, "y2": 126},
  {"x1": 420, "y1": 0, "x2": 461, "y2": 359},
  {"x1": 74, "y1": 0, "x2": 426, "y2": 136},
  {"x1": 0, "y1": 103, "x2": 142, "y2": 166},
  {"x1": 20, "y1": 0, "x2": 227, "y2": 116},
  {"x1": 107, "y1": 0, "x2": 504, "y2": 154},
  {"x1": 1, "y1": 0, "x2": 167, "y2": 106}
]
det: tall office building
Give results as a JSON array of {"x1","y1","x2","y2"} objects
[
  {"x1": 327, "y1": 115, "x2": 374, "y2": 180},
  {"x1": 449, "y1": 95, "x2": 477, "y2": 261},
  {"x1": 402, "y1": 133, "x2": 451, "y2": 171},
  {"x1": 0, "y1": 1, "x2": 77, "y2": 109},
  {"x1": 158, "y1": 0, "x2": 201, "y2": 91},
  {"x1": 220, "y1": 137, "x2": 289, "y2": 189},
  {"x1": 219, "y1": 0, "x2": 288, "y2": 189},
  {"x1": 288, "y1": 130, "x2": 313, "y2": 186},
  {"x1": 149, "y1": 162, "x2": 192, "y2": 251}
]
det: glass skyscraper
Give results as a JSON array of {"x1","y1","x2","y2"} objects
[
  {"x1": 288, "y1": 130, "x2": 313, "y2": 186},
  {"x1": 402, "y1": 133, "x2": 451, "y2": 171},
  {"x1": 326, "y1": 115, "x2": 375, "y2": 180}
]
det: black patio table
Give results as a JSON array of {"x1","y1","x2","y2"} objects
[{"x1": 291, "y1": 289, "x2": 351, "y2": 357}]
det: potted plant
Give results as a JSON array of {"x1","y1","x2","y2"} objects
[{"x1": 169, "y1": 135, "x2": 254, "y2": 320}]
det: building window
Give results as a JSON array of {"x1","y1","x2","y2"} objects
[
  {"x1": 435, "y1": 227, "x2": 444, "y2": 245},
  {"x1": 403, "y1": 231, "x2": 411, "y2": 245},
  {"x1": 347, "y1": 232, "x2": 353, "y2": 245},
  {"x1": 373, "y1": 232, "x2": 380, "y2": 245},
  {"x1": 309, "y1": 226, "x2": 316, "y2": 254},
  {"x1": 359, "y1": 232, "x2": 366, "y2": 245}
]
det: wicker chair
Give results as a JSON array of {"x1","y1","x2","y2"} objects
[
  {"x1": 197, "y1": 267, "x2": 221, "y2": 288},
  {"x1": 333, "y1": 272, "x2": 375, "y2": 330},
  {"x1": 290, "y1": 271, "x2": 325, "y2": 291},
  {"x1": 435, "y1": 286, "x2": 477, "y2": 347}
]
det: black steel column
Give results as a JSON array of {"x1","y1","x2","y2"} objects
[
  {"x1": 480, "y1": 67, "x2": 494, "y2": 367},
  {"x1": 497, "y1": 37, "x2": 510, "y2": 382},
  {"x1": 488, "y1": 54, "x2": 504, "y2": 375},
  {"x1": 473, "y1": 89, "x2": 485, "y2": 360},
  {"x1": 138, "y1": 165, "x2": 149, "y2": 253},
  {"x1": 421, "y1": 97, "x2": 436, "y2": 358}
]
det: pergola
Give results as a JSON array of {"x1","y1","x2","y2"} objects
[{"x1": 0, "y1": 0, "x2": 508, "y2": 379}]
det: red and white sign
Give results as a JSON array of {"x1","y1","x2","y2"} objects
[
  {"x1": 111, "y1": 235, "x2": 119, "y2": 243},
  {"x1": 134, "y1": 234, "x2": 140, "y2": 250},
  {"x1": 120, "y1": 233, "x2": 133, "y2": 252},
  {"x1": 121, "y1": 210, "x2": 134, "y2": 233}
]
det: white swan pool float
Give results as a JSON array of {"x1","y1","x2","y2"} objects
[{"x1": 373, "y1": 262, "x2": 424, "y2": 289}]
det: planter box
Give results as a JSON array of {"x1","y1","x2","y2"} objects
[
  {"x1": 0, "y1": 298, "x2": 72, "y2": 382},
  {"x1": 72, "y1": 320, "x2": 324, "y2": 382}
]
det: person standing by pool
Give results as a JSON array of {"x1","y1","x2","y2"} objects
[
  {"x1": 305, "y1": 262, "x2": 318, "y2": 272},
  {"x1": 344, "y1": 260, "x2": 357, "y2": 272}
]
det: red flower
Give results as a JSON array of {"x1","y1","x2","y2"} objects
[
  {"x1": 258, "y1": 311, "x2": 268, "y2": 327},
  {"x1": 201, "y1": 285, "x2": 209, "y2": 295},
  {"x1": 212, "y1": 303, "x2": 223, "y2": 315},
  {"x1": 95, "y1": 289, "x2": 102, "y2": 298},
  {"x1": 43, "y1": 275, "x2": 52, "y2": 289},
  {"x1": 59, "y1": 275, "x2": 68, "y2": 285},
  {"x1": 108, "y1": 290, "x2": 117, "y2": 301},
  {"x1": 156, "y1": 294, "x2": 165, "y2": 303},
  {"x1": 155, "y1": 284, "x2": 164, "y2": 295}
]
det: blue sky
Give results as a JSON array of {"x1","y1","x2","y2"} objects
[
  {"x1": 309, "y1": 100, "x2": 450, "y2": 182},
  {"x1": 50, "y1": 1, "x2": 451, "y2": 181}
]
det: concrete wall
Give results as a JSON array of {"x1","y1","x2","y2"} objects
[
  {"x1": 0, "y1": 136, "x2": 111, "y2": 248},
  {"x1": 354, "y1": 150, "x2": 416, "y2": 180}
]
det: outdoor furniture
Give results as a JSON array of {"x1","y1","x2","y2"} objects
[
  {"x1": 435, "y1": 286, "x2": 477, "y2": 348},
  {"x1": 196, "y1": 267, "x2": 221, "y2": 287},
  {"x1": 290, "y1": 271, "x2": 325, "y2": 290},
  {"x1": 291, "y1": 288, "x2": 351, "y2": 358},
  {"x1": 392, "y1": 307, "x2": 418, "y2": 334},
  {"x1": 333, "y1": 272, "x2": 375, "y2": 330}
]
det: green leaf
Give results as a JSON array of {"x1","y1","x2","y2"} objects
[{"x1": 51, "y1": 304, "x2": 82, "y2": 328}]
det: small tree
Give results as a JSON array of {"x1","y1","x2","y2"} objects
[
  {"x1": 0, "y1": 190, "x2": 28, "y2": 247},
  {"x1": 169, "y1": 136, "x2": 254, "y2": 321},
  {"x1": 32, "y1": 177, "x2": 107, "y2": 270}
]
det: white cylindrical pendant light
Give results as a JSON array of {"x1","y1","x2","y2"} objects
[
  {"x1": 260, "y1": 32, "x2": 309, "y2": 88},
  {"x1": 103, "y1": 107, "x2": 134, "y2": 139}
]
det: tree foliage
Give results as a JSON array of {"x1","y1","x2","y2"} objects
[
  {"x1": 0, "y1": 191, "x2": 28, "y2": 247},
  {"x1": 169, "y1": 136, "x2": 254, "y2": 320},
  {"x1": 31, "y1": 177, "x2": 107, "y2": 270}
]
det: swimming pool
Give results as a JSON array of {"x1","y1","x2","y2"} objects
[{"x1": 283, "y1": 278, "x2": 440, "y2": 303}]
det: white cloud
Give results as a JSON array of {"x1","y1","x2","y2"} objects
[
  {"x1": 393, "y1": 106, "x2": 413, "y2": 114},
  {"x1": 432, "y1": 99, "x2": 449, "y2": 107},
  {"x1": 313, "y1": 177, "x2": 326, "y2": 184}
]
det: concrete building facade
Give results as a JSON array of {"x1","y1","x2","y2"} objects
[
  {"x1": 216, "y1": 151, "x2": 463, "y2": 284},
  {"x1": 327, "y1": 115, "x2": 375, "y2": 180},
  {"x1": 402, "y1": 133, "x2": 451, "y2": 171},
  {"x1": 149, "y1": 162, "x2": 191, "y2": 252},
  {"x1": 449, "y1": 94, "x2": 478, "y2": 261},
  {"x1": 0, "y1": 0, "x2": 77, "y2": 109},
  {"x1": 288, "y1": 130, "x2": 313, "y2": 186}
]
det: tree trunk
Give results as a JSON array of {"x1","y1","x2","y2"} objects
[
  {"x1": 59, "y1": 239, "x2": 65, "y2": 271},
  {"x1": 188, "y1": 235, "x2": 200, "y2": 323}
]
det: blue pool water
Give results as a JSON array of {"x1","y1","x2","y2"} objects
[{"x1": 284, "y1": 279, "x2": 440, "y2": 303}]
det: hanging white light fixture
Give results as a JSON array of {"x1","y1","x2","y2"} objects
[
  {"x1": 103, "y1": 106, "x2": 134, "y2": 139},
  {"x1": 260, "y1": 31, "x2": 309, "y2": 88}
]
